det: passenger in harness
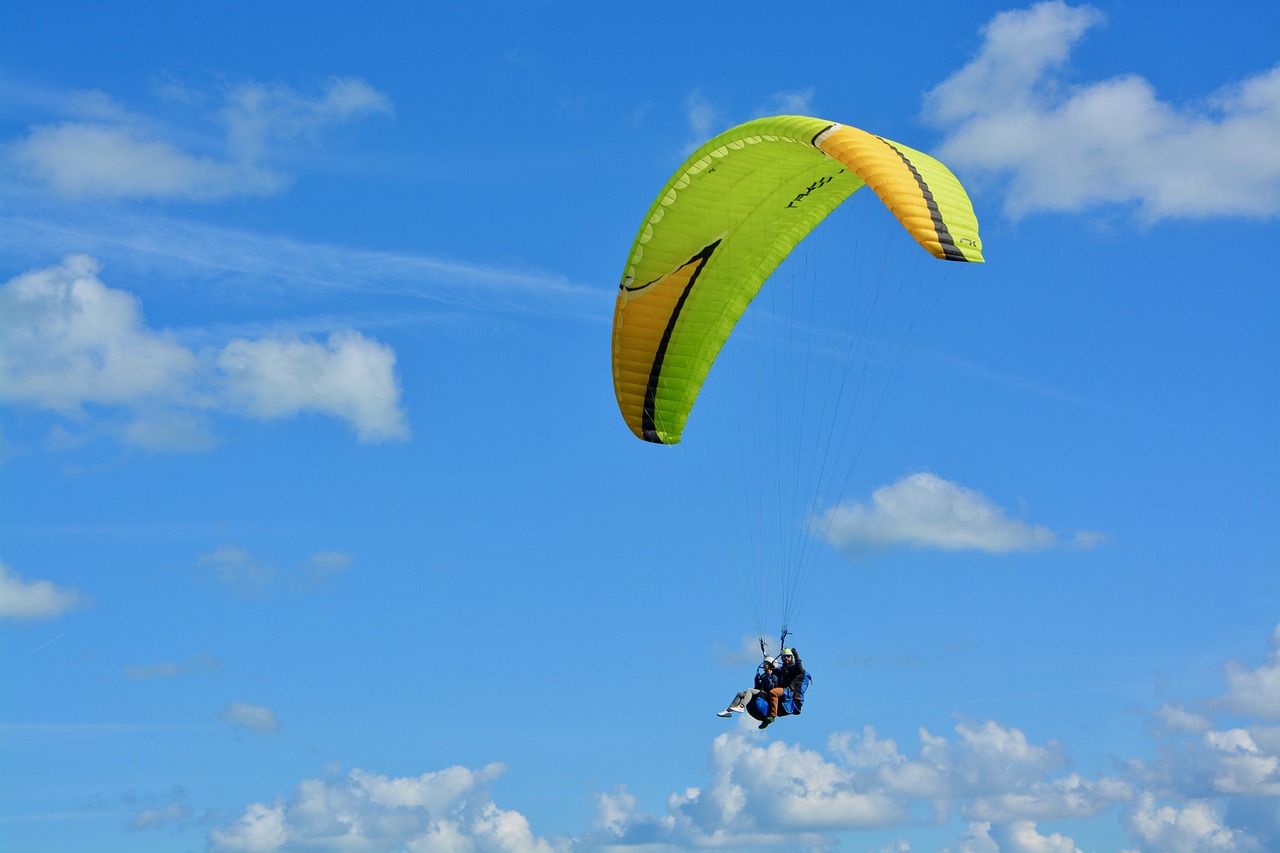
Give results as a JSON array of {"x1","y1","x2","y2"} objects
[{"x1": 716, "y1": 657, "x2": 778, "y2": 717}]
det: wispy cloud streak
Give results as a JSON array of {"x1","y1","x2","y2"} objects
[{"x1": 1, "y1": 213, "x2": 605, "y2": 322}]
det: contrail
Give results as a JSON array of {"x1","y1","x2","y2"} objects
[{"x1": 34, "y1": 628, "x2": 73, "y2": 652}]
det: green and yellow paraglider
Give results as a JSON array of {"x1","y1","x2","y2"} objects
[{"x1": 612, "y1": 115, "x2": 983, "y2": 446}]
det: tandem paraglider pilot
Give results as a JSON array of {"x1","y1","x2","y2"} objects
[
  {"x1": 763, "y1": 649, "x2": 806, "y2": 728},
  {"x1": 716, "y1": 648, "x2": 811, "y2": 730}
]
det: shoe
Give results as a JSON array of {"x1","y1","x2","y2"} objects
[
  {"x1": 716, "y1": 710, "x2": 733, "y2": 717},
  {"x1": 729, "y1": 706, "x2": 744, "y2": 713},
  {"x1": 758, "y1": 716, "x2": 776, "y2": 729}
]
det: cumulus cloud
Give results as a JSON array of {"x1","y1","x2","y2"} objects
[
  {"x1": 218, "y1": 331, "x2": 408, "y2": 442},
  {"x1": 0, "y1": 255, "x2": 199, "y2": 413},
  {"x1": 587, "y1": 719, "x2": 1127, "y2": 849},
  {"x1": 1117, "y1": 627, "x2": 1280, "y2": 851},
  {"x1": 1203, "y1": 729, "x2": 1280, "y2": 796},
  {"x1": 945, "y1": 820, "x2": 1084, "y2": 853},
  {"x1": 924, "y1": 1, "x2": 1280, "y2": 220},
  {"x1": 220, "y1": 702, "x2": 280, "y2": 734},
  {"x1": 1133, "y1": 719, "x2": 1280, "y2": 802},
  {"x1": 1220, "y1": 625, "x2": 1280, "y2": 720},
  {"x1": 10, "y1": 77, "x2": 392, "y2": 200},
  {"x1": 203, "y1": 625, "x2": 1280, "y2": 851},
  {"x1": 1153, "y1": 703, "x2": 1214, "y2": 735},
  {"x1": 818, "y1": 472, "x2": 1087, "y2": 555},
  {"x1": 948, "y1": 821, "x2": 1000, "y2": 853},
  {"x1": 996, "y1": 820, "x2": 1083, "y2": 853},
  {"x1": 0, "y1": 256, "x2": 409, "y2": 448},
  {"x1": 209, "y1": 763, "x2": 567, "y2": 852},
  {"x1": 0, "y1": 559, "x2": 86, "y2": 620},
  {"x1": 1121, "y1": 793, "x2": 1252, "y2": 852}
]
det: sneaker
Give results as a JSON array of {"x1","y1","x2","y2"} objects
[
  {"x1": 758, "y1": 716, "x2": 776, "y2": 729},
  {"x1": 729, "y1": 706, "x2": 744, "y2": 713},
  {"x1": 716, "y1": 710, "x2": 733, "y2": 718}
]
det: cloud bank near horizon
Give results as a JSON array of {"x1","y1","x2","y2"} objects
[{"x1": 200, "y1": 624, "x2": 1280, "y2": 851}]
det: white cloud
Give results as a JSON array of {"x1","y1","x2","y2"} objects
[
  {"x1": 818, "y1": 472, "x2": 1067, "y2": 555},
  {"x1": 955, "y1": 719, "x2": 1058, "y2": 784},
  {"x1": 1117, "y1": 628, "x2": 1280, "y2": 849},
  {"x1": 1132, "y1": 719, "x2": 1280, "y2": 801},
  {"x1": 948, "y1": 821, "x2": 1000, "y2": 853},
  {"x1": 11, "y1": 123, "x2": 285, "y2": 199},
  {"x1": 1220, "y1": 624, "x2": 1280, "y2": 720},
  {"x1": 220, "y1": 702, "x2": 280, "y2": 734},
  {"x1": 966, "y1": 773, "x2": 1133, "y2": 822},
  {"x1": 212, "y1": 802, "x2": 287, "y2": 852},
  {"x1": 10, "y1": 77, "x2": 392, "y2": 201},
  {"x1": 0, "y1": 255, "x2": 199, "y2": 413},
  {"x1": 948, "y1": 820, "x2": 1086, "y2": 853},
  {"x1": 202, "y1": 624, "x2": 1280, "y2": 850},
  {"x1": 588, "y1": 719, "x2": 1130, "y2": 849},
  {"x1": 1121, "y1": 793, "x2": 1252, "y2": 853},
  {"x1": 1153, "y1": 703, "x2": 1214, "y2": 735},
  {"x1": 924, "y1": 1, "x2": 1280, "y2": 220},
  {"x1": 209, "y1": 764, "x2": 567, "y2": 853},
  {"x1": 222, "y1": 77, "x2": 394, "y2": 164},
  {"x1": 218, "y1": 330, "x2": 408, "y2": 442},
  {"x1": 997, "y1": 820, "x2": 1083, "y2": 853},
  {"x1": 830, "y1": 725, "x2": 907, "y2": 771},
  {"x1": 0, "y1": 256, "x2": 410, "y2": 448},
  {"x1": 1202, "y1": 728, "x2": 1280, "y2": 796},
  {"x1": 0, "y1": 559, "x2": 86, "y2": 620}
]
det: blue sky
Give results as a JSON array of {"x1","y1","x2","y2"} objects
[{"x1": 1, "y1": 2, "x2": 1277, "y2": 851}]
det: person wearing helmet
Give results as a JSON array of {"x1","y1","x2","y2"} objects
[
  {"x1": 759, "y1": 648, "x2": 805, "y2": 729},
  {"x1": 716, "y1": 657, "x2": 777, "y2": 717}
]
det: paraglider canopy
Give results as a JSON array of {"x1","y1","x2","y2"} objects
[{"x1": 611, "y1": 115, "x2": 982, "y2": 447}]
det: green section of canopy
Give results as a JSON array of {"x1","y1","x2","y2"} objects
[{"x1": 612, "y1": 115, "x2": 982, "y2": 444}]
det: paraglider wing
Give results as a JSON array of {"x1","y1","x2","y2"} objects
[{"x1": 611, "y1": 115, "x2": 983, "y2": 445}]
